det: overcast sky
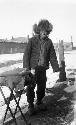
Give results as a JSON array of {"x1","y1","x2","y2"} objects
[{"x1": 0, "y1": 0, "x2": 76, "y2": 43}]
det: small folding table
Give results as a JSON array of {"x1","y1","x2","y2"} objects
[{"x1": 0, "y1": 69, "x2": 33, "y2": 125}]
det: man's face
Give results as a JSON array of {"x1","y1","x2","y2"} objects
[{"x1": 40, "y1": 30, "x2": 47, "y2": 39}]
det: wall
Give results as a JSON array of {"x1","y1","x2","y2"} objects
[
  {"x1": 0, "y1": 41, "x2": 73, "y2": 54},
  {"x1": 0, "y1": 42, "x2": 27, "y2": 54}
]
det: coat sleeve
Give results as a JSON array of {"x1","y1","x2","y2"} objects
[
  {"x1": 49, "y1": 41, "x2": 59, "y2": 72},
  {"x1": 23, "y1": 39, "x2": 32, "y2": 69}
]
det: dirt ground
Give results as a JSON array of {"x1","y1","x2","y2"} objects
[{"x1": 5, "y1": 79, "x2": 76, "y2": 125}]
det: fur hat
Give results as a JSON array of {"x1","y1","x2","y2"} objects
[
  {"x1": 33, "y1": 23, "x2": 39, "y2": 34},
  {"x1": 33, "y1": 19, "x2": 53, "y2": 35}
]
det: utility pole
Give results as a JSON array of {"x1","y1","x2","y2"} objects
[
  {"x1": 27, "y1": 35, "x2": 29, "y2": 43},
  {"x1": 71, "y1": 35, "x2": 73, "y2": 49},
  {"x1": 59, "y1": 40, "x2": 66, "y2": 82}
]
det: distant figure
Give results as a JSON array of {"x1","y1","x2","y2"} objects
[{"x1": 23, "y1": 19, "x2": 60, "y2": 115}]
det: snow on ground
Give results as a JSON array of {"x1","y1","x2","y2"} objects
[
  {"x1": 0, "y1": 63, "x2": 22, "y2": 74},
  {"x1": 64, "y1": 50, "x2": 76, "y2": 70},
  {"x1": 0, "y1": 53, "x2": 23, "y2": 63}
]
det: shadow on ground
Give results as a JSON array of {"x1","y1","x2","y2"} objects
[{"x1": 28, "y1": 83, "x2": 75, "y2": 125}]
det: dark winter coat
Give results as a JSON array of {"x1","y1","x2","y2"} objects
[{"x1": 23, "y1": 35, "x2": 59, "y2": 72}]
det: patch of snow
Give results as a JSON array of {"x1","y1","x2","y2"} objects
[
  {"x1": 0, "y1": 53, "x2": 23, "y2": 63},
  {"x1": 0, "y1": 63, "x2": 22, "y2": 74}
]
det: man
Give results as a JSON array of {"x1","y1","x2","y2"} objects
[{"x1": 23, "y1": 19, "x2": 60, "y2": 115}]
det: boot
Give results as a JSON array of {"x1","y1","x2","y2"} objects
[
  {"x1": 35, "y1": 89, "x2": 47, "y2": 111},
  {"x1": 26, "y1": 85, "x2": 35, "y2": 116},
  {"x1": 35, "y1": 100, "x2": 47, "y2": 111}
]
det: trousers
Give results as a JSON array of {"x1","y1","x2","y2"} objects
[{"x1": 26, "y1": 66, "x2": 46, "y2": 104}]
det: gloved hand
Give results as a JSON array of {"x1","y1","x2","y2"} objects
[
  {"x1": 24, "y1": 69, "x2": 35, "y2": 86},
  {"x1": 31, "y1": 69, "x2": 35, "y2": 75}
]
